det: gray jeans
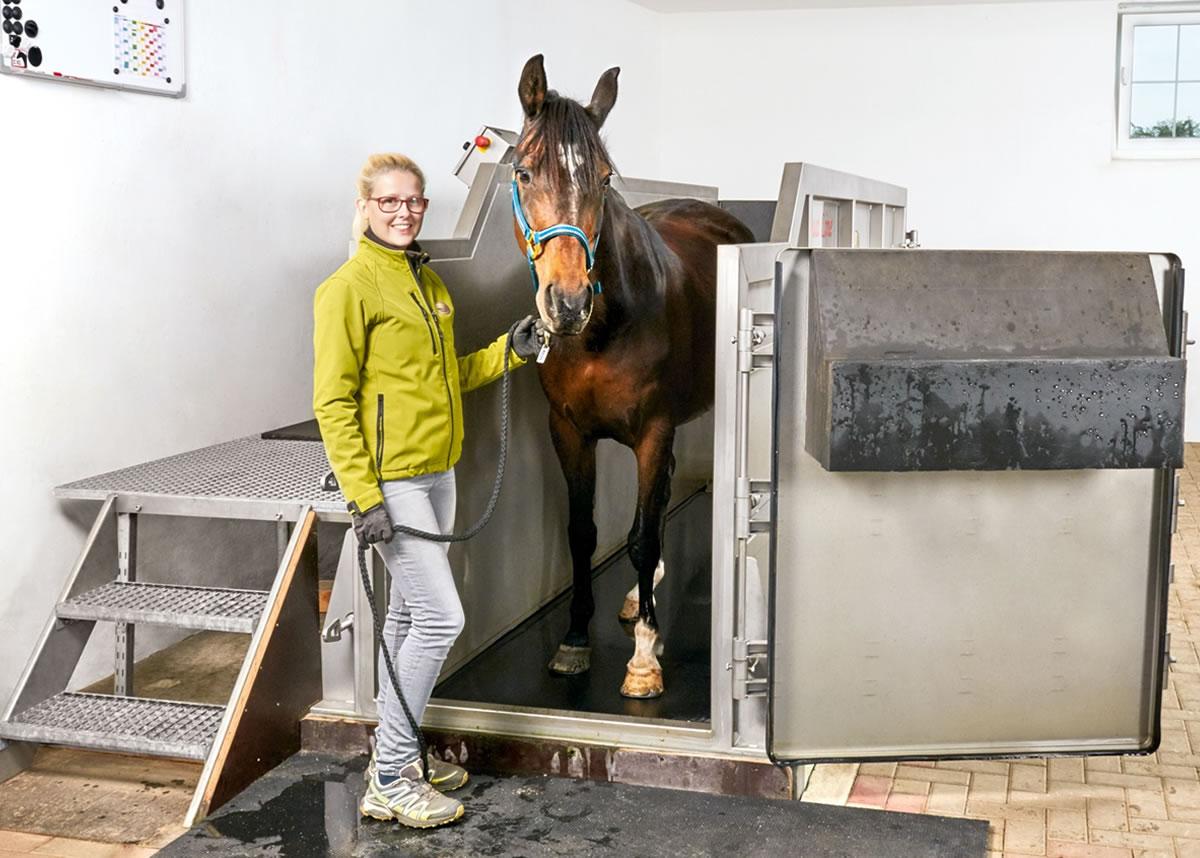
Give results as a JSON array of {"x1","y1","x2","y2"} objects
[{"x1": 372, "y1": 469, "x2": 463, "y2": 775}]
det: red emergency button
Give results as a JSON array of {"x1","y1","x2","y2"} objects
[{"x1": 474, "y1": 135, "x2": 491, "y2": 150}]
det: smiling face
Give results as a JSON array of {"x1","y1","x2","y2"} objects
[{"x1": 357, "y1": 169, "x2": 426, "y2": 249}]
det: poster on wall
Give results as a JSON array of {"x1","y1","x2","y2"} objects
[{"x1": 1, "y1": 0, "x2": 185, "y2": 98}]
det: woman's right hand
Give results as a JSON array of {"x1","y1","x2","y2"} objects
[{"x1": 352, "y1": 503, "x2": 395, "y2": 547}]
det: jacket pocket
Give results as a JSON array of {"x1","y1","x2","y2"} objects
[
  {"x1": 376, "y1": 393, "x2": 385, "y2": 472},
  {"x1": 410, "y1": 293, "x2": 438, "y2": 355}
]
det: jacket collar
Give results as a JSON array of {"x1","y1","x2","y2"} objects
[{"x1": 360, "y1": 229, "x2": 431, "y2": 274}]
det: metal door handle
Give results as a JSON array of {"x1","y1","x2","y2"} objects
[{"x1": 322, "y1": 611, "x2": 354, "y2": 643}]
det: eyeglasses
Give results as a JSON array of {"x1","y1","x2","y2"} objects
[{"x1": 369, "y1": 195, "x2": 428, "y2": 214}]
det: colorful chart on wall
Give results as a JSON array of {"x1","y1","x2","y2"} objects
[{"x1": 0, "y1": 0, "x2": 185, "y2": 97}]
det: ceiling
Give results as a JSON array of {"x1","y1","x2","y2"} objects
[{"x1": 629, "y1": 0, "x2": 1096, "y2": 11}]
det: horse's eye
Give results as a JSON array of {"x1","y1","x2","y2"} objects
[
  {"x1": 601, "y1": 174, "x2": 612, "y2": 188},
  {"x1": 516, "y1": 168, "x2": 532, "y2": 185}
]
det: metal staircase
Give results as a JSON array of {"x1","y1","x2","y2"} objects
[{"x1": 0, "y1": 492, "x2": 319, "y2": 823}]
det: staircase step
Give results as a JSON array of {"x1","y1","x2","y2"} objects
[
  {"x1": 0, "y1": 692, "x2": 223, "y2": 760},
  {"x1": 58, "y1": 581, "x2": 268, "y2": 633}
]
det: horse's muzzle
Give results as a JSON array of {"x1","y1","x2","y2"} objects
[{"x1": 545, "y1": 283, "x2": 593, "y2": 335}]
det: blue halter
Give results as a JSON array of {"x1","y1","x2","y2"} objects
[{"x1": 510, "y1": 172, "x2": 602, "y2": 294}]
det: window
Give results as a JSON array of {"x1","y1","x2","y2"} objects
[{"x1": 1117, "y1": 3, "x2": 1200, "y2": 155}]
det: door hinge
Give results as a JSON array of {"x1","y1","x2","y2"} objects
[
  {"x1": 735, "y1": 478, "x2": 773, "y2": 540},
  {"x1": 737, "y1": 309, "x2": 774, "y2": 375},
  {"x1": 1172, "y1": 473, "x2": 1181, "y2": 535},
  {"x1": 733, "y1": 637, "x2": 768, "y2": 699}
]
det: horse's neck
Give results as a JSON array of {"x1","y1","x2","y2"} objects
[{"x1": 591, "y1": 194, "x2": 669, "y2": 333}]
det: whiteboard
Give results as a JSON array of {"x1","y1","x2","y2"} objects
[{"x1": 1, "y1": 0, "x2": 185, "y2": 97}]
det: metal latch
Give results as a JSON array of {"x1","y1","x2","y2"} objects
[
  {"x1": 732, "y1": 637, "x2": 768, "y2": 699},
  {"x1": 322, "y1": 611, "x2": 354, "y2": 643},
  {"x1": 1164, "y1": 631, "x2": 1176, "y2": 691}
]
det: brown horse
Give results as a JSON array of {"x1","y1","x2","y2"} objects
[{"x1": 512, "y1": 55, "x2": 753, "y2": 698}]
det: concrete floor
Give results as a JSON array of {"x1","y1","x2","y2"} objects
[{"x1": 4, "y1": 447, "x2": 1200, "y2": 856}]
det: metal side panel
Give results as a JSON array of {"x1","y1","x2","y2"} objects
[
  {"x1": 769, "y1": 163, "x2": 907, "y2": 249},
  {"x1": 2, "y1": 496, "x2": 119, "y2": 721},
  {"x1": 713, "y1": 242, "x2": 786, "y2": 753},
  {"x1": 766, "y1": 248, "x2": 1172, "y2": 763}
]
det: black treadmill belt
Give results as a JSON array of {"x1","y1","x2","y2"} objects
[
  {"x1": 435, "y1": 491, "x2": 713, "y2": 723},
  {"x1": 261, "y1": 419, "x2": 323, "y2": 442}
]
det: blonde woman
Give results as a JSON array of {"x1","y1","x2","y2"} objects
[{"x1": 313, "y1": 153, "x2": 540, "y2": 827}]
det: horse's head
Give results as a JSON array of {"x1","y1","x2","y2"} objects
[{"x1": 512, "y1": 54, "x2": 619, "y2": 337}]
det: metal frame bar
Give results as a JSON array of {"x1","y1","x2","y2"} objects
[{"x1": 115, "y1": 513, "x2": 137, "y2": 697}]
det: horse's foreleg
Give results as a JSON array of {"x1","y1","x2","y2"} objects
[
  {"x1": 621, "y1": 420, "x2": 675, "y2": 699},
  {"x1": 548, "y1": 413, "x2": 597, "y2": 676},
  {"x1": 618, "y1": 560, "x2": 664, "y2": 623}
]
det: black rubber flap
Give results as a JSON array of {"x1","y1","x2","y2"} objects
[
  {"x1": 261, "y1": 419, "x2": 323, "y2": 442},
  {"x1": 805, "y1": 250, "x2": 1184, "y2": 470},
  {"x1": 156, "y1": 751, "x2": 990, "y2": 858}
]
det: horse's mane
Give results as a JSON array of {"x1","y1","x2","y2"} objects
[{"x1": 519, "y1": 91, "x2": 618, "y2": 194}]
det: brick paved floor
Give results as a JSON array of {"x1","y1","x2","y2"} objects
[{"x1": 800, "y1": 443, "x2": 1200, "y2": 858}]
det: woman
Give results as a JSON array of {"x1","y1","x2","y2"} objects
[{"x1": 313, "y1": 153, "x2": 540, "y2": 828}]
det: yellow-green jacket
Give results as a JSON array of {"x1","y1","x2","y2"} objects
[{"x1": 313, "y1": 234, "x2": 525, "y2": 513}]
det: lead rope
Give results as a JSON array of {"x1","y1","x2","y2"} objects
[{"x1": 355, "y1": 320, "x2": 522, "y2": 784}]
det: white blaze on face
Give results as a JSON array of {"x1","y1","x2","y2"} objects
[{"x1": 557, "y1": 142, "x2": 585, "y2": 220}]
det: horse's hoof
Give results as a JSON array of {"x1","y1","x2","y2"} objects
[
  {"x1": 620, "y1": 666, "x2": 663, "y2": 699},
  {"x1": 618, "y1": 596, "x2": 639, "y2": 623},
  {"x1": 549, "y1": 645, "x2": 591, "y2": 675}
]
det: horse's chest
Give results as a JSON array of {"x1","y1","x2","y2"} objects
[{"x1": 539, "y1": 357, "x2": 643, "y2": 433}]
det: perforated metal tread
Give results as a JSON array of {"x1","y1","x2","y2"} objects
[
  {"x1": 0, "y1": 692, "x2": 223, "y2": 760},
  {"x1": 53, "y1": 435, "x2": 346, "y2": 514},
  {"x1": 58, "y1": 581, "x2": 268, "y2": 633}
]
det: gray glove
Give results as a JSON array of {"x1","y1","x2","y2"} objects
[
  {"x1": 352, "y1": 502, "x2": 394, "y2": 547},
  {"x1": 510, "y1": 315, "x2": 545, "y2": 359}
]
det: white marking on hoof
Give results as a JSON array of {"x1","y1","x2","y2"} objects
[
  {"x1": 619, "y1": 559, "x2": 666, "y2": 622},
  {"x1": 620, "y1": 619, "x2": 664, "y2": 698}
]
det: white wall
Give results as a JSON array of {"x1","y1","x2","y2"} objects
[
  {"x1": 656, "y1": 1, "x2": 1200, "y2": 431},
  {"x1": 0, "y1": 0, "x2": 663, "y2": 708}
]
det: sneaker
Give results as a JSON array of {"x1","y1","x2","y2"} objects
[
  {"x1": 365, "y1": 750, "x2": 468, "y2": 792},
  {"x1": 360, "y1": 761, "x2": 464, "y2": 827}
]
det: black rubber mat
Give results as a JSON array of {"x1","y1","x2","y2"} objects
[
  {"x1": 156, "y1": 752, "x2": 988, "y2": 858},
  {"x1": 261, "y1": 419, "x2": 323, "y2": 442}
]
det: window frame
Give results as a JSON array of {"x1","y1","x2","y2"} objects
[{"x1": 1115, "y1": 2, "x2": 1200, "y2": 158}]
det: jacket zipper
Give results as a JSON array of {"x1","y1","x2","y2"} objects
[
  {"x1": 429, "y1": 311, "x2": 455, "y2": 469},
  {"x1": 376, "y1": 394, "x2": 385, "y2": 472},
  {"x1": 411, "y1": 268, "x2": 456, "y2": 471},
  {"x1": 409, "y1": 293, "x2": 438, "y2": 355}
]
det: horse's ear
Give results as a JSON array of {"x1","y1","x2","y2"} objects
[
  {"x1": 519, "y1": 54, "x2": 547, "y2": 120},
  {"x1": 587, "y1": 67, "x2": 620, "y2": 128}
]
